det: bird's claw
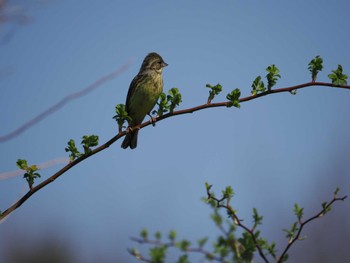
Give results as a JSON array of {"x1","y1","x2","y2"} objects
[
  {"x1": 148, "y1": 113, "x2": 157, "y2": 127},
  {"x1": 127, "y1": 125, "x2": 141, "y2": 133}
]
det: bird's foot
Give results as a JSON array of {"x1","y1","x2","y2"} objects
[
  {"x1": 126, "y1": 125, "x2": 141, "y2": 133},
  {"x1": 148, "y1": 113, "x2": 157, "y2": 127}
]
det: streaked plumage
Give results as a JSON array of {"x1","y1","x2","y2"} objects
[{"x1": 121, "y1": 52, "x2": 168, "y2": 149}]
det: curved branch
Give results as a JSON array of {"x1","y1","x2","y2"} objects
[
  {"x1": 1, "y1": 82, "x2": 349, "y2": 221},
  {"x1": 277, "y1": 195, "x2": 348, "y2": 263}
]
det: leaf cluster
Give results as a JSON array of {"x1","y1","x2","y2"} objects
[
  {"x1": 65, "y1": 135, "x2": 99, "y2": 161},
  {"x1": 308, "y1": 55, "x2": 323, "y2": 82},
  {"x1": 16, "y1": 159, "x2": 41, "y2": 190},
  {"x1": 251, "y1": 64, "x2": 281, "y2": 95},
  {"x1": 129, "y1": 229, "x2": 204, "y2": 263},
  {"x1": 328, "y1": 65, "x2": 348, "y2": 85},
  {"x1": 113, "y1": 104, "x2": 132, "y2": 132},
  {"x1": 206, "y1": 83, "x2": 222, "y2": 104},
  {"x1": 226, "y1": 89, "x2": 241, "y2": 108},
  {"x1": 153, "y1": 88, "x2": 182, "y2": 116},
  {"x1": 130, "y1": 184, "x2": 346, "y2": 263}
]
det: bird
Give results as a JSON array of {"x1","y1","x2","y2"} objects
[{"x1": 121, "y1": 52, "x2": 168, "y2": 149}]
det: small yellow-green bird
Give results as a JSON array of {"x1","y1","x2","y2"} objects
[{"x1": 121, "y1": 52, "x2": 168, "y2": 149}]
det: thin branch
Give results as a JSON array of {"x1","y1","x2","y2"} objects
[
  {"x1": 1, "y1": 82, "x2": 349, "y2": 221},
  {"x1": 207, "y1": 192, "x2": 269, "y2": 263},
  {"x1": 0, "y1": 60, "x2": 132, "y2": 143},
  {"x1": 277, "y1": 195, "x2": 348, "y2": 263}
]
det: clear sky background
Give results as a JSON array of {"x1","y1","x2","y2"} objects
[{"x1": 1, "y1": 1, "x2": 350, "y2": 262}]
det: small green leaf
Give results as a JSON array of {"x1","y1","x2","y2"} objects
[
  {"x1": 283, "y1": 222, "x2": 299, "y2": 241},
  {"x1": 205, "y1": 182, "x2": 212, "y2": 192},
  {"x1": 149, "y1": 245, "x2": 167, "y2": 262},
  {"x1": 65, "y1": 139, "x2": 82, "y2": 161},
  {"x1": 280, "y1": 253, "x2": 289, "y2": 262},
  {"x1": 252, "y1": 208, "x2": 263, "y2": 229},
  {"x1": 140, "y1": 229, "x2": 148, "y2": 239},
  {"x1": 176, "y1": 240, "x2": 191, "y2": 251},
  {"x1": 167, "y1": 88, "x2": 182, "y2": 112},
  {"x1": 168, "y1": 230, "x2": 176, "y2": 241},
  {"x1": 206, "y1": 83, "x2": 222, "y2": 103},
  {"x1": 267, "y1": 241, "x2": 277, "y2": 257},
  {"x1": 308, "y1": 55, "x2": 323, "y2": 82},
  {"x1": 226, "y1": 88, "x2": 241, "y2": 108},
  {"x1": 328, "y1": 65, "x2": 348, "y2": 85},
  {"x1": 334, "y1": 187, "x2": 340, "y2": 196},
  {"x1": 266, "y1": 64, "x2": 281, "y2": 90},
  {"x1": 17, "y1": 159, "x2": 41, "y2": 189},
  {"x1": 154, "y1": 92, "x2": 169, "y2": 116},
  {"x1": 16, "y1": 159, "x2": 30, "y2": 170},
  {"x1": 154, "y1": 88, "x2": 182, "y2": 116},
  {"x1": 113, "y1": 104, "x2": 131, "y2": 132},
  {"x1": 293, "y1": 203, "x2": 304, "y2": 221},
  {"x1": 155, "y1": 231, "x2": 161, "y2": 241},
  {"x1": 251, "y1": 76, "x2": 266, "y2": 95},
  {"x1": 81, "y1": 135, "x2": 99, "y2": 154},
  {"x1": 177, "y1": 255, "x2": 189, "y2": 263}
]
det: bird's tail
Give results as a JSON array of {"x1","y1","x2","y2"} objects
[{"x1": 121, "y1": 130, "x2": 138, "y2": 149}]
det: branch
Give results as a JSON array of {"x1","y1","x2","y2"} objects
[
  {"x1": 1, "y1": 82, "x2": 349, "y2": 220},
  {"x1": 207, "y1": 189, "x2": 269, "y2": 263},
  {"x1": 277, "y1": 194, "x2": 348, "y2": 262}
]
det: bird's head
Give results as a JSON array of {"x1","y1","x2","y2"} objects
[{"x1": 139, "y1": 52, "x2": 168, "y2": 73}]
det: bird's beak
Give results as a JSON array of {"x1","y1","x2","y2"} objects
[{"x1": 162, "y1": 62, "x2": 168, "y2": 68}]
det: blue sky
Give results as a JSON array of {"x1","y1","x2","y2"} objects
[{"x1": 1, "y1": 1, "x2": 350, "y2": 262}]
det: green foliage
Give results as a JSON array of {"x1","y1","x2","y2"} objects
[
  {"x1": 252, "y1": 208, "x2": 263, "y2": 230},
  {"x1": 206, "y1": 83, "x2": 222, "y2": 103},
  {"x1": 283, "y1": 222, "x2": 299, "y2": 242},
  {"x1": 149, "y1": 245, "x2": 167, "y2": 263},
  {"x1": 113, "y1": 104, "x2": 131, "y2": 131},
  {"x1": 154, "y1": 88, "x2": 182, "y2": 116},
  {"x1": 155, "y1": 231, "x2": 162, "y2": 241},
  {"x1": 129, "y1": 186, "x2": 346, "y2": 263},
  {"x1": 266, "y1": 64, "x2": 281, "y2": 90},
  {"x1": 308, "y1": 55, "x2": 323, "y2": 82},
  {"x1": 168, "y1": 88, "x2": 182, "y2": 112},
  {"x1": 222, "y1": 186, "x2": 234, "y2": 203},
  {"x1": 328, "y1": 64, "x2": 348, "y2": 85},
  {"x1": 81, "y1": 135, "x2": 99, "y2": 154},
  {"x1": 65, "y1": 135, "x2": 99, "y2": 161},
  {"x1": 176, "y1": 255, "x2": 189, "y2": 263},
  {"x1": 293, "y1": 203, "x2": 304, "y2": 222},
  {"x1": 65, "y1": 139, "x2": 82, "y2": 161},
  {"x1": 251, "y1": 76, "x2": 266, "y2": 95},
  {"x1": 168, "y1": 230, "x2": 177, "y2": 241},
  {"x1": 16, "y1": 159, "x2": 41, "y2": 190},
  {"x1": 176, "y1": 240, "x2": 191, "y2": 251},
  {"x1": 140, "y1": 228, "x2": 148, "y2": 240},
  {"x1": 155, "y1": 93, "x2": 169, "y2": 116},
  {"x1": 226, "y1": 88, "x2": 241, "y2": 108}
]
